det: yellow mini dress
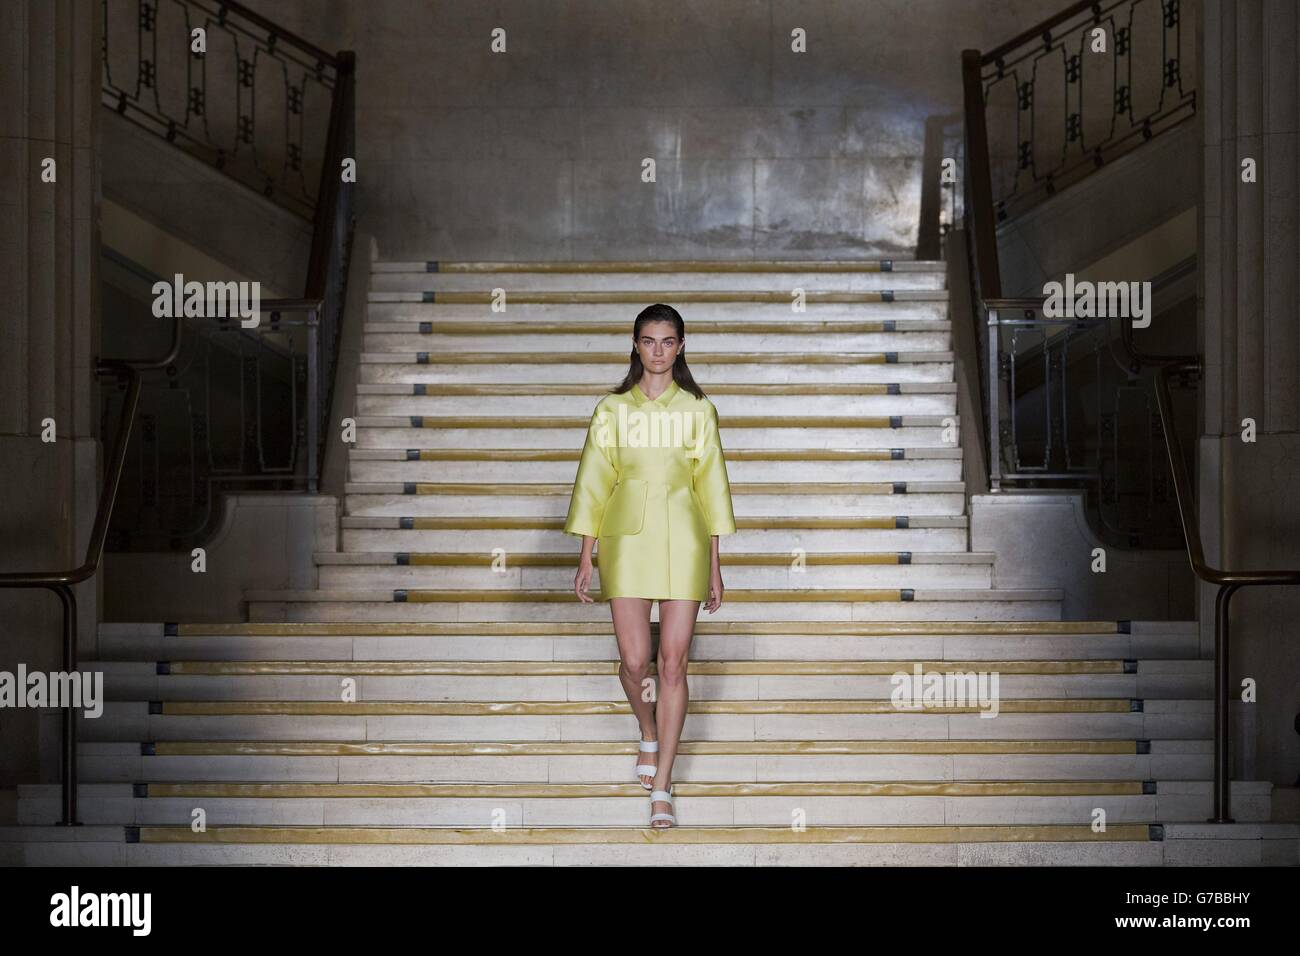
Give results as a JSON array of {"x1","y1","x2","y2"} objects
[{"x1": 563, "y1": 379, "x2": 736, "y2": 601}]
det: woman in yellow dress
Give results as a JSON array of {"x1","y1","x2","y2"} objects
[{"x1": 563, "y1": 303, "x2": 736, "y2": 829}]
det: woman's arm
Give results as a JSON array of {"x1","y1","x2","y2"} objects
[
  {"x1": 574, "y1": 534, "x2": 596, "y2": 602},
  {"x1": 704, "y1": 533, "x2": 724, "y2": 612}
]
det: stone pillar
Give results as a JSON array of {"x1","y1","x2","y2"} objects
[
  {"x1": 0, "y1": 0, "x2": 102, "y2": 786},
  {"x1": 1199, "y1": 0, "x2": 1300, "y2": 785}
]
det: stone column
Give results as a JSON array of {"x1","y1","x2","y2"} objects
[
  {"x1": 1199, "y1": 0, "x2": 1300, "y2": 785},
  {"x1": 0, "y1": 0, "x2": 102, "y2": 786}
]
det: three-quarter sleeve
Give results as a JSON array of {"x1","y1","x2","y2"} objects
[
  {"x1": 690, "y1": 402, "x2": 737, "y2": 535},
  {"x1": 564, "y1": 403, "x2": 619, "y2": 537}
]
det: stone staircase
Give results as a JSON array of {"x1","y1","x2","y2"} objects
[
  {"x1": 8, "y1": 260, "x2": 1297, "y2": 865},
  {"x1": 256, "y1": 259, "x2": 1058, "y2": 622}
]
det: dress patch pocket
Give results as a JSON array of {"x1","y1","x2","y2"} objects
[{"x1": 599, "y1": 479, "x2": 647, "y2": 536}]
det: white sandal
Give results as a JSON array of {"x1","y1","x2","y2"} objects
[
  {"x1": 635, "y1": 738, "x2": 658, "y2": 790},
  {"x1": 649, "y1": 785, "x2": 675, "y2": 828}
]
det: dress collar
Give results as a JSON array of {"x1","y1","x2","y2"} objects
[{"x1": 631, "y1": 379, "x2": 680, "y2": 406}]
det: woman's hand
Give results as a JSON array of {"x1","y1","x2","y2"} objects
[
  {"x1": 574, "y1": 553, "x2": 595, "y2": 603},
  {"x1": 704, "y1": 565, "x2": 724, "y2": 613}
]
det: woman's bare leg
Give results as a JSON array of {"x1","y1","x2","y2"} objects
[
  {"x1": 610, "y1": 597, "x2": 657, "y2": 786},
  {"x1": 651, "y1": 598, "x2": 701, "y2": 825}
]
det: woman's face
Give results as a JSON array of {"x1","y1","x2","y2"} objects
[{"x1": 634, "y1": 319, "x2": 682, "y2": 374}]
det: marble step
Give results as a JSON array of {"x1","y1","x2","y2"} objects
[
  {"x1": 365, "y1": 299, "x2": 950, "y2": 323},
  {"x1": 338, "y1": 516, "x2": 973, "y2": 553},
  {"x1": 243, "y1": 587, "x2": 1064, "y2": 623},
  {"x1": 95, "y1": 620, "x2": 1197, "y2": 664},
  {"x1": 9, "y1": 822, "x2": 1298, "y2": 866},
  {"x1": 362, "y1": 317, "x2": 950, "y2": 332},
  {"x1": 69, "y1": 738, "x2": 1216, "y2": 785},
  {"x1": 21, "y1": 780, "x2": 1273, "y2": 828},
  {"x1": 339, "y1": 483, "x2": 968, "y2": 518},
  {"x1": 351, "y1": 418, "x2": 962, "y2": 450},
  {"x1": 352, "y1": 387, "x2": 959, "y2": 417},
  {"x1": 368, "y1": 263, "x2": 946, "y2": 293},
  {"x1": 85, "y1": 658, "x2": 1210, "y2": 702},
  {"x1": 370, "y1": 258, "x2": 946, "y2": 272},
  {"x1": 354, "y1": 380, "x2": 957, "y2": 394},
  {"x1": 367, "y1": 286, "x2": 948, "y2": 303},
  {"x1": 357, "y1": 356, "x2": 955, "y2": 385},
  {"x1": 359, "y1": 350, "x2": 953, "y2": 367},
  {"x1": 69, "y1": 697, "x2": 1212, "y2": 743},
  {"x1": 313, "y1": 551, "x2": 996, "y2": 589},
  {"x1": 346, "y1": 452, "x2": 964, "y2": 483},
  {"x1": 361, "y1": 327, "x2": 952, "y2": 353}
]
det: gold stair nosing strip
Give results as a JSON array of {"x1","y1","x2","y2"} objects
[
  {"x1": 358, "y1": 384, "x2": 954, "y2": 396},
  {"x1": 158, "y1": 699, "x2": 1134, "y2": 716},
  {"x1": 389, "y1": 551, "x2": 914, "y2": 567},
  {"x1": 174, "y1": 621, "x2": 1123, "y2": 636},
  {"x1": 368, "y1": 320, "x2": 943, "y2": 334},
  {"x1": 150, "y1": 739, "x2": 1141, "y2": 756},
  {"x1": 145, "y1": 781, "x2": 1144, "y2": 798},
  {"x1": 383, "y1": 416, "x2": 947, "y2": 428},
  {"x1": 168, "y1": 660, "x2": 1127, "y2": 676},
  {"x1": 396, "y1": 588, "x2": 999, "y2": 603},
  {"x1": 352, "y1": 516, "x2": 953, "y2": 530},
  {"x1": 364, "y1": 352, "x2": 943, "y2": 365},
  {"x1": 374, "y1": 482, "x2": 958, "y2": 495},
  {"x1": 407, "y1": 449, "x2": 581, "y2": 461},
  {"x1": 136, "y1": 823, "x2": 1152, "y2": 845},
  {"x1": 380, "y1": 291, "x2": 916, "y2": 304},
  {"x1": 396, "y1": 260, "x2": 918, "y2": 273},
  {"x1": 351, "y1": 449, "x2": 944, "y2": 462}
]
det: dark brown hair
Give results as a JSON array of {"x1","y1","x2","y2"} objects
[{"x1": 611, "y1": 303, "x2": 706, "y2": 399}]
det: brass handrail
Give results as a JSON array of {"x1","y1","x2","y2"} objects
[
  {"x1": 216, "y1": 0, "x2": 339, "y2": 67},
  {"x1": 0, "y1": 314, "x2": 181, "y2": 825},
  {"x1": 982, "y1": 0, "x2": 1097, "y2": 65},
  {"x1": 1150, "y1": 359, "x2": 1300, "y2": 822}
]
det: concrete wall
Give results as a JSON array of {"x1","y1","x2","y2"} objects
[{"x1": 234, "y1": 0, "x2": 1084, "y2": 261}]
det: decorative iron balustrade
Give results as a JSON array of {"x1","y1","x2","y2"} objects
[
  {"x1": 976, "y1": 0, "x2": 1196, "y2": 223},
  {"x1": 959, "y1": 0, "x2": 1200, "y2": 548},
  {"x1": 100, "y1": 0, "x2": 355, "y2": 551},
  {"x1": 102, "y1": 0, "x2": 340, "y2": 218}
]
